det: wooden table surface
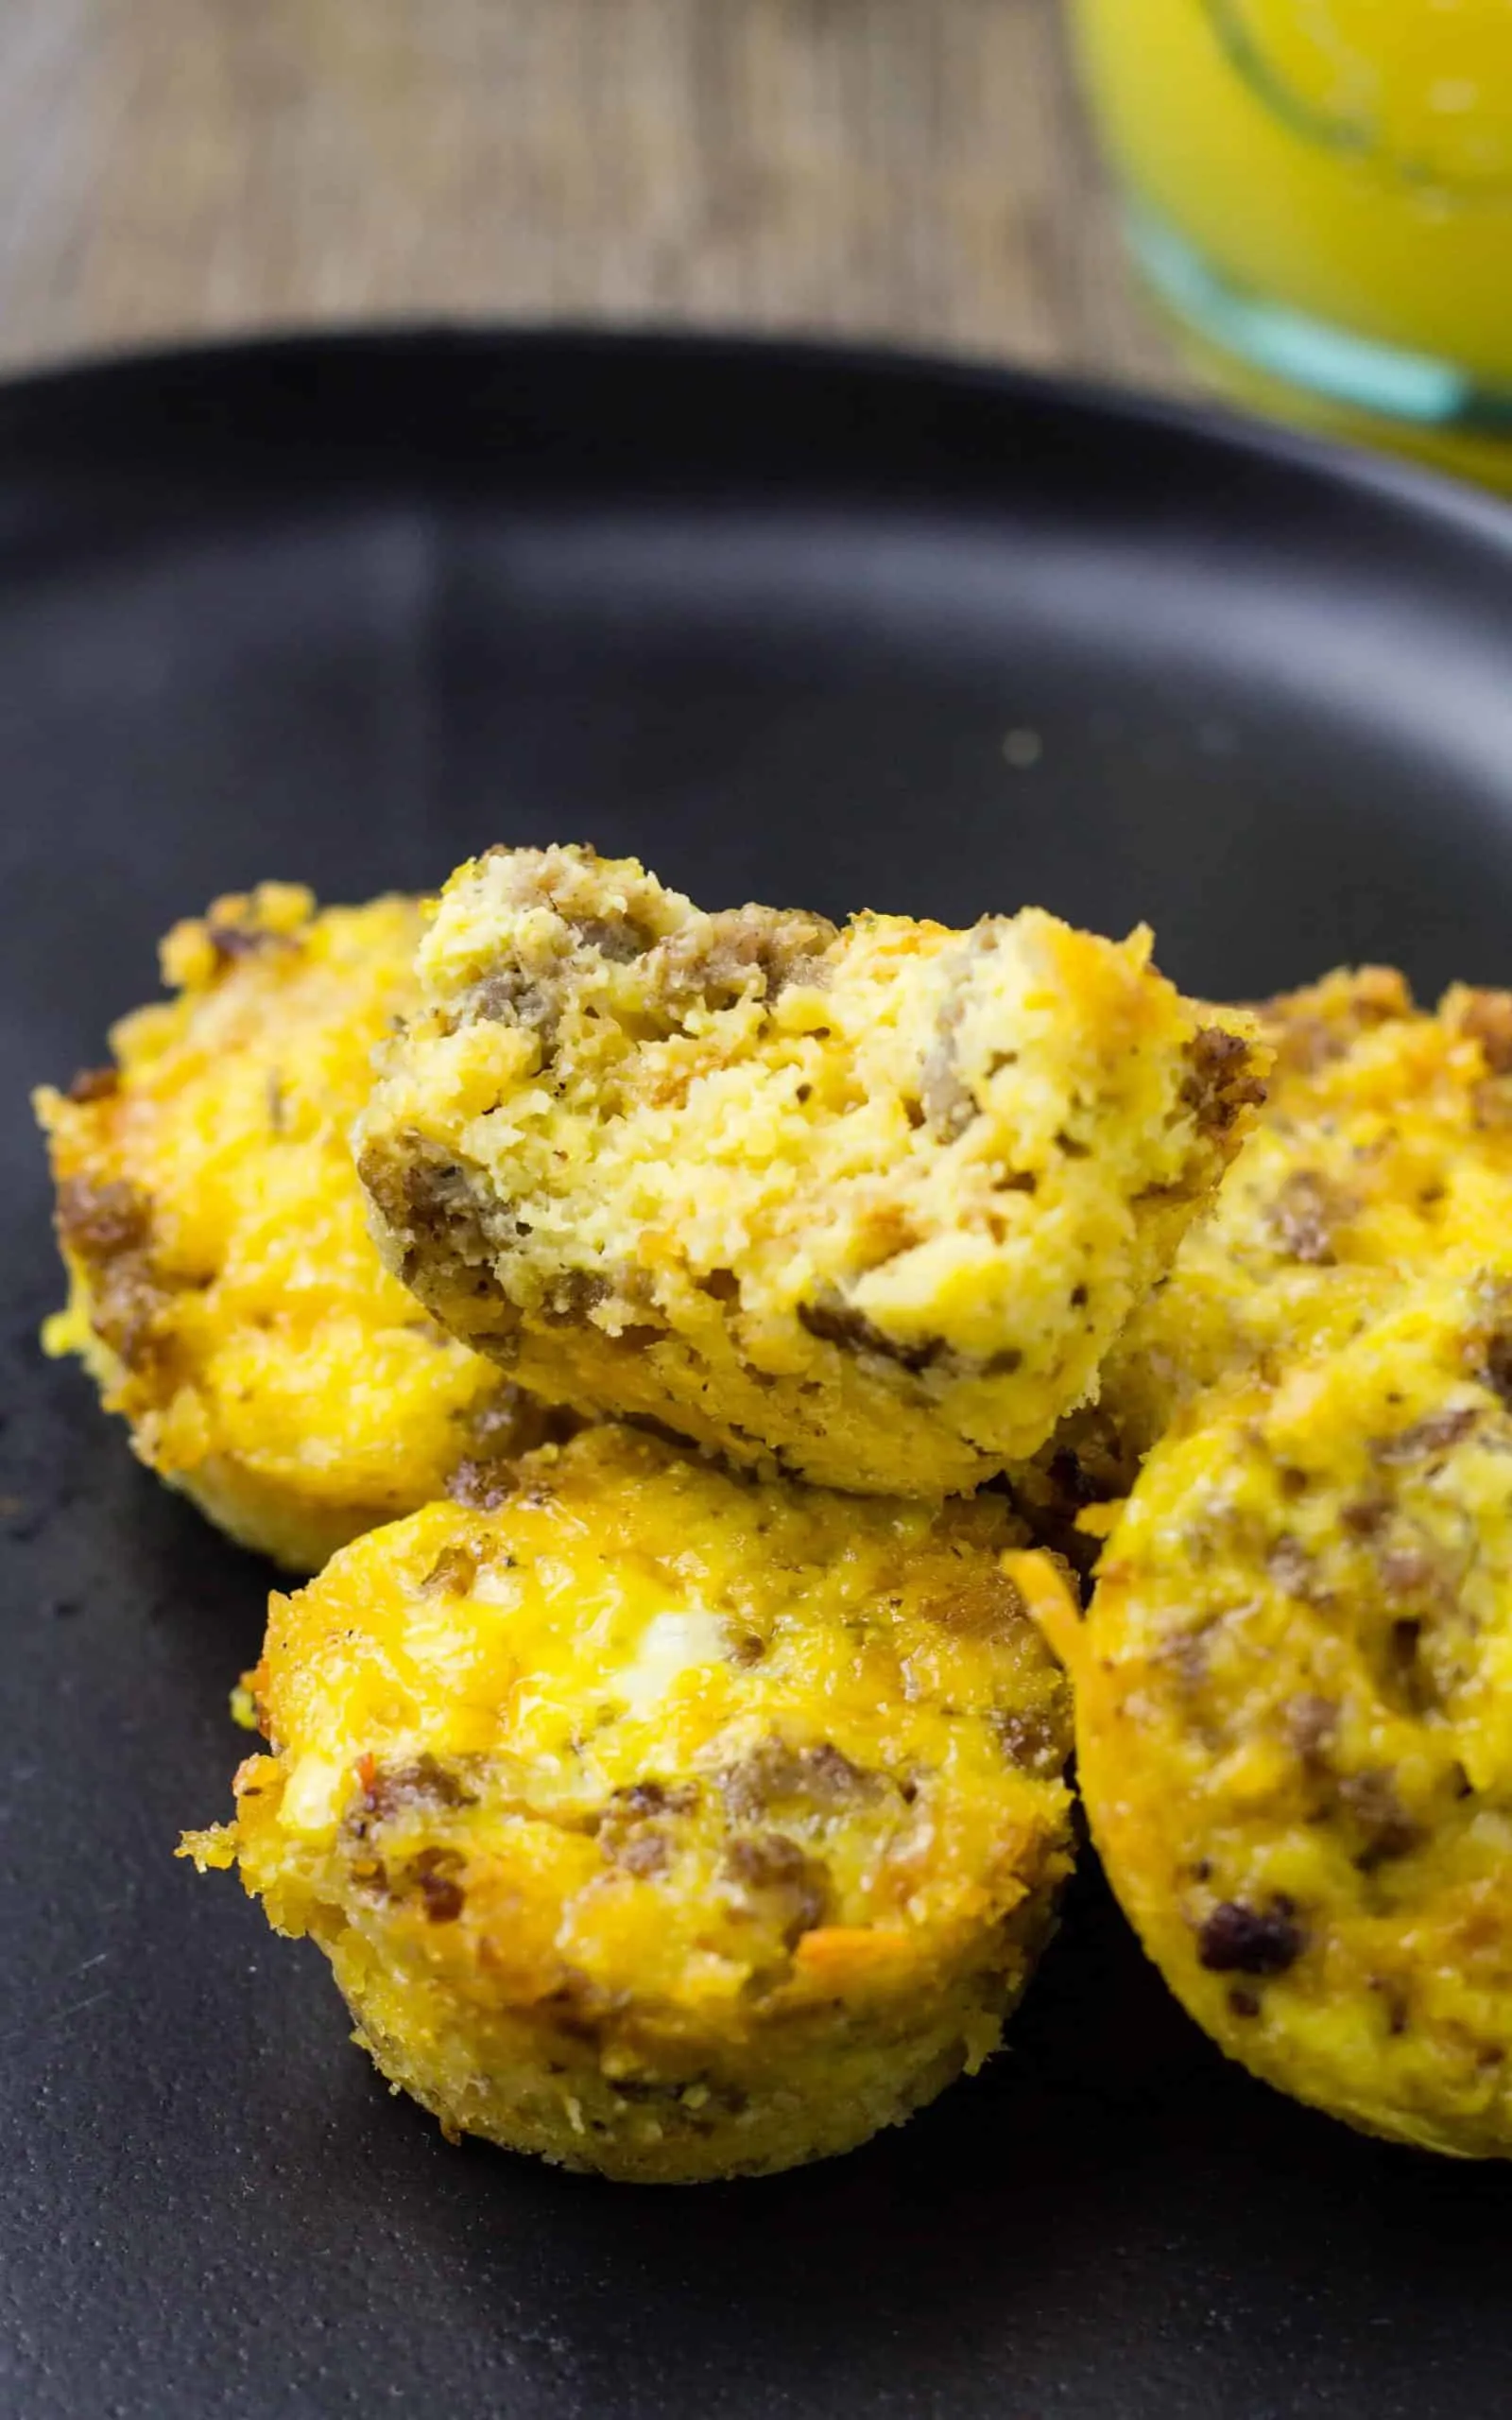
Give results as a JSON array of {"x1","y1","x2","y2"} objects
[{"x1": 0, "y1": 0, "x2": 1182, "y2": 392}]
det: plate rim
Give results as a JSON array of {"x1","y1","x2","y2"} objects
[
  {"x1": 0, "y1": 318, "x2": 1509, "y2": 557},
  {"x1": 8, "y1": 319, "x2": 1512, "y2": 2420}
]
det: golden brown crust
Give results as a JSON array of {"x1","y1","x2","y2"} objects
[
  {"x1": 1074, "y1": 1264, "x2": 1512, "y2": 2157},
  {"x1": 35, "y1": 884, "x2": 557, "y2": 1570},
  {"x1": 1036, "y1": 967, "x2": 1512, "y2": 1498},
  {"x1": 184, "y1": 1424, "x2": 1077, "y2": 2181}
]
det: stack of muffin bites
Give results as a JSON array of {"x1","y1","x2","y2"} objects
[{"x1": 40, "y1": 843, "x2": 1512, "y2": 2176}]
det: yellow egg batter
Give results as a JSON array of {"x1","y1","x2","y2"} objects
[
  {"x1": 182, "y1": 1424, "x2": 1077, "y2": 2182},
  {"x1": 36, "y1": 885, "x2": 562, "y2": 1571}
]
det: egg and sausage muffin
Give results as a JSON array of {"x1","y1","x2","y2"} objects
[
  {"x1": 182, "y1": 1423, "x2": 1076, "y2": 2182},
  {"x1": 1065, "y1": 1264, "x2": 1512, "y2": 2157},
  {"x1": 36, "y1": 885, "x2": 564, "y2": 1572},
  {"x1": 1026, "y1": 967, "x2": 1512, "y2": 1528},
  {"x1": 353, "y1": 844, "x2": 1264, "y2": 1497}
]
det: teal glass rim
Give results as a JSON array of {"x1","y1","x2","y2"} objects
[{"x1": 1127, "y1": 198, "x2": 1512, "y2": 436}]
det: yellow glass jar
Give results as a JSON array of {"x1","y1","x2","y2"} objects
[{"x1": 1070, "y1": 1, "x2": 1512, "y2": 488}]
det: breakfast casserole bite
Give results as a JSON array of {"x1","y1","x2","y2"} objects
[
  {"x1": 354, "y1": 844, "x2": 1265, "y2": 1496},
  {"x1": 36, "y1": 886, "x2": 563, "y2": 1572},
  {"x1": 1068, "y1": 1263, "x2": 1512, "y2": 2158},
  {"x1": 1118, "y1": 970, "x2": 1512, "y2": 1443},
  {"x1": 1028, "y1": 966, "x2": 1512, "y2": 1520},
  {"x1": 182, "y1": 1423, "x2": 1077, "y2": 2182}
]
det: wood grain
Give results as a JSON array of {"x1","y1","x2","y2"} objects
[{"x1": 0, "y1": 0, "x2": 1182, "y2": 389}]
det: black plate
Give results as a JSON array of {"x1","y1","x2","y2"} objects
[{"x1": 8, "y1": 330, "x2": 1512, "y2": 2420}]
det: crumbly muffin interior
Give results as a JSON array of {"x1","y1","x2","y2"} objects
[{"x1": 356, "y1": 844, "x2": 1264, "y2": 1493}]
